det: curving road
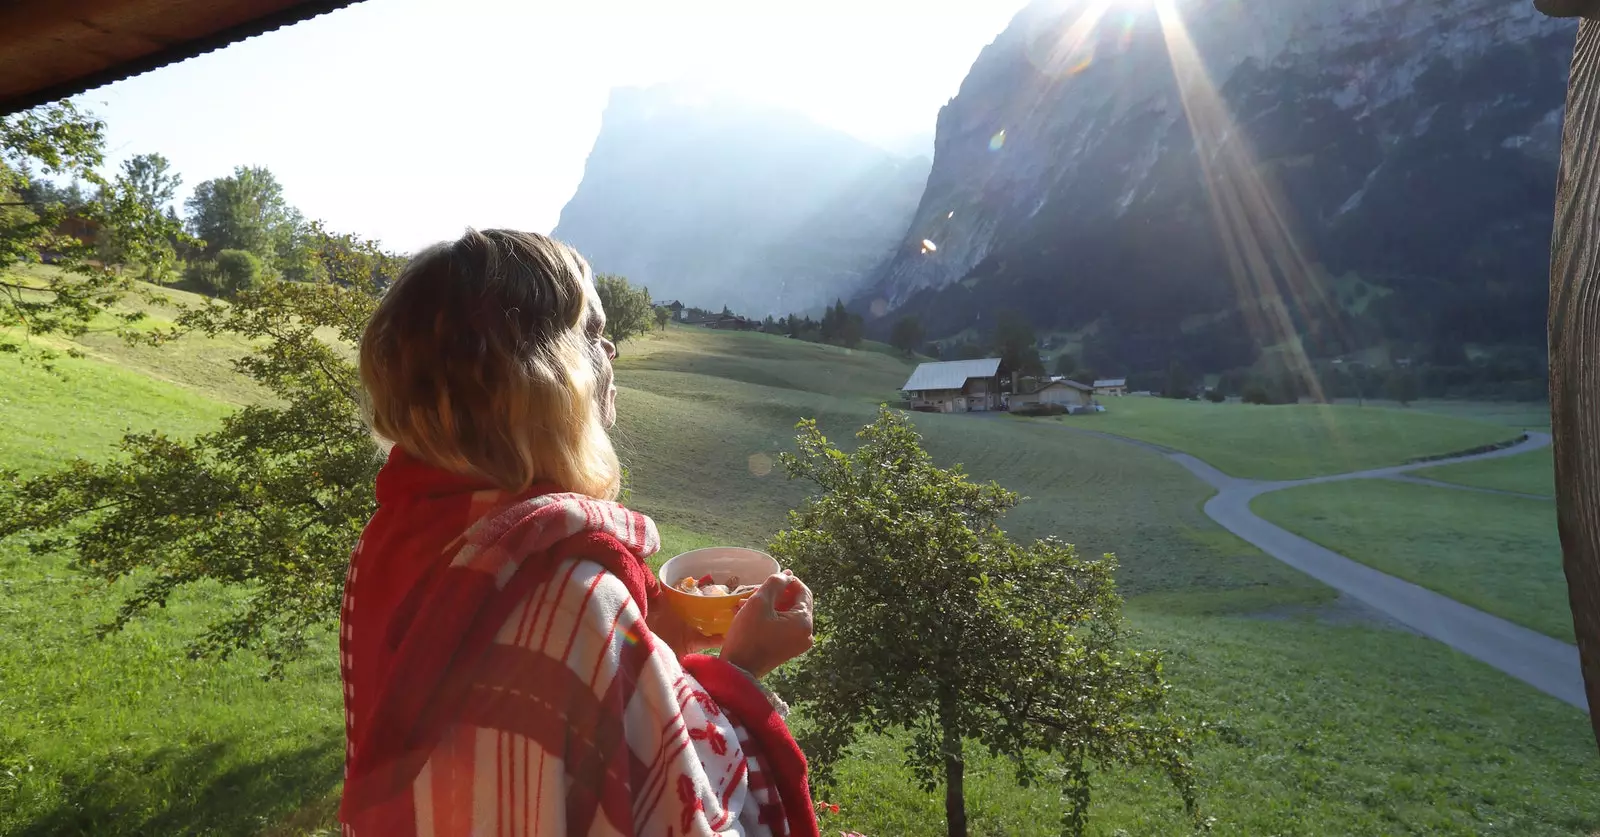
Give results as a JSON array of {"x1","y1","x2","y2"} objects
[{"x1": 1044, "y1": 421, "x2": 1588, "y2": 711}]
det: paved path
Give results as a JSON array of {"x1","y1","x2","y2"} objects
[{"x1": 1044, "y1": 422, "x2": 1587, "y2": 710}]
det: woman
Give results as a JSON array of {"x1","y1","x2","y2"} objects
[{"x1": 338, "y1": 228, "x2": 819, "y2": 836}]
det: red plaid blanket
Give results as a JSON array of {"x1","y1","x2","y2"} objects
[{"x1": 338, "y1": 447, "x2": 817, "y2": 836}]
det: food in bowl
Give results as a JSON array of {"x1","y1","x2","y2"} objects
[
  {"x1": 657, "y1": 547, "x2": 781, "y2": 636},
  {"x1": 674, "y1": 573, "x2": 760, "y2": 597}
]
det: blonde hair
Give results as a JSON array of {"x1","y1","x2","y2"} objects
[{"x1": 360, "y1": 228, "x2": 621, "y2": 499}]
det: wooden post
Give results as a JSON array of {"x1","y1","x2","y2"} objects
[{"x1": 1543, "y1": 2, "x2": 1600, "y2": 743}]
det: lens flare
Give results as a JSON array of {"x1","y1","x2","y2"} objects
[
  {"x1": 1022, "y1": 0, "x2": 1113, "y2": 78},
  {"x1": 989, "y1": 130, "x2": 1006, "y2": 151},
  {"x1": 920, "y1": 239, "x2": 939, "y2": 254}
]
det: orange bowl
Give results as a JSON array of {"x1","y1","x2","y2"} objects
[{"x1": 658, "y1": 547, "x2": 781, "y2": 637}]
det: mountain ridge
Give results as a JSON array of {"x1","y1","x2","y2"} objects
[
  {"x1": 858, "y1": 0, "x2": 1572, "y2": 375},
  {"x1": 554, "y1": 84, "x2": 929, "y2": 316}
]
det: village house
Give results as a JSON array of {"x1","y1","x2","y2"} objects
[
  {"x1": 1009, "y1": 379, "x2": 1096, "y2": 411},
  {"x1": 901, "y1": 358, "x2": 1006, "y2": 413},
  {"x1": 1093, "y1": 377, "x2": 1128, "y2": 397}
]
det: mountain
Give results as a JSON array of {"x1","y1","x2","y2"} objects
[
  {"x1": 860, "y1": 0, "x2": 1574, "y2": 376},
  {"x1": 554, "y1": 85, "x2": 930, "y2": 317}
]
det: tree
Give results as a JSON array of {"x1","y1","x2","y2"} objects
[
  {"x1": 1385, "y1": 368, "x2": 1419, "y2": 406},
  {"x1": 1054, "y1": 353, "x2": 1077, "y2": 377},
  {"x1": 593, "y1": 273, "x2": 653, "y2": 347},
  {"x1": 96, "y1": 153, "x2": 187, "y2": 280},
  {"x1": 994, "y1": 309, "x2": 1044, "y2": 382},
  {"x1": 838, "y1": 310, "x2": 864, "y2": 349},
  {"x1": 654, "y1": 306, "x2": 672, "y2": 331},
  {"x1": 0, "y1": 224, "x2": 403, "y2": 672},
  {"x1": 890, "y1": 316, "x2": 924, "y2": 356},
  {"x1": 2, "y1": 103, "x2": 181, "y2": 360},
  {"x1": 820, "y1": 299, "x2": 844, "y2": 342},
  {"x1": 1164, "y1": 360, "x2": 1192, "y2": 399},
  {"x1": 770, "y1": 409, "x2": 1196, "y2": 836},
  {"x1": 184, "y1": 165, "x2": 295, "y2": 261}
]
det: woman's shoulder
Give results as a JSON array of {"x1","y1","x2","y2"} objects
[{"x1": 492, "y1": 557, "x2": 644, "y2": 651}]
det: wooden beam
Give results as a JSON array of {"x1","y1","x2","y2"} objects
[
  {"x1": 1547, "y1": 14, "x2": 1600, "y2": 738},
  {"x1": 1537, "y1": 0, "x2": 1600, "y2": 19}
]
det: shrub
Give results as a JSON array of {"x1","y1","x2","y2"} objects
[
  {"x1": 1012, "y1": 403, "x2": 1068, "y2": 417},
  {"x1": 184, "y1": 249, "x2": 266, "y2": 298},
  {"x1": 1242, "y1": 386, "x2": 1272, "y2": 405},
  {"x1": 1205, "y1": 390, "x2": 1227, "y2": 403}
]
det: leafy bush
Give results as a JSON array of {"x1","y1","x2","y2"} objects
[
  {"x1": 213, "y1": 249, "x2": 265, "y2": 296},
  {"x1": 771, "y1": 408, "x2": 1196, "y2": 836},
  {"x1": 182, "y1": 249, "x2": 266, "y2": 298},
  {"x1": 1205, "y1": 389, "x2": 1227, "y2": 403},
  {"x1": 1012, "y1": 403, "x2": 1068, "y2": 417},
  {"x1": 1242, "y1": 386, "x2": 1273, "y2": 405}
]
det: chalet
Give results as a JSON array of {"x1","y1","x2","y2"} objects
[
  {"x1": 40, "y1": 214, "x2": 102, "y2": 263},
  {"x1": 1010, "y1": 379, "x2": 1095, "y2": 411},
  {"x1": 901, "y1": 358, "x2": 1006, "y2": 413},
  {"x1": 1093, "y1": 378, "x2": 1128, "y2": 397}
]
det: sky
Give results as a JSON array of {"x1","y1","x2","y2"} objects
[{"x1": 72, "y1": 0, "x2": 1027, "y2": 254}]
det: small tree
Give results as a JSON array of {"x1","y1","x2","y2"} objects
[
  {"x1": 654, "y1": 306, "x2": 672, "y2": 331},
  {"x1": 891, "y1": 315, "x2": 924, "y2": 356},
  {"x1": 1164, "y1": 359, "x2": 1192, "y2": 399},
  {"x1": 770, "y1": 408, "x2": 1196, "y2": 837},
  {"x1": 1054, "y1": 353, "x2": 1078, "y2": 377},
  {"x1": 1386, "y1": 368, "x2": 1420, "y2": 406},
  {"x1": 995, "y1": 309, "x2": 1044, "y2": 378},
  {"x1": 838, "y1": 311, "x2": 864, "y2": 349},
  {"x1": 593, "y1": 273, "x2": 653, "y2": 347}
]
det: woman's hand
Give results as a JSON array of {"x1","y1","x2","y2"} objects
[
  {"x1": 646, "y1": 598, "x2": 724, "y2": 658},
  {"x1": 720, "y1": 571, "x2": 814, "y2": 680}
]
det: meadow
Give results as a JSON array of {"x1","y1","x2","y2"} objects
[
  {"x1": 1071, "y1": 396, "x2": 1522, "y2": 480},
  {"x1": 1, "y1": 294, "x2": 1596, "y2": 836},
  {"x1": 1415, "y1": 449, "x2": 1556, "y2": 497},
  {"x1": 1251, "y1": 480, "x2": 1571, "y2": 641}
]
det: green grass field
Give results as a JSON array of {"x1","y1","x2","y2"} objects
[
  {"x1": 1069, "y1": 397, "x2": 1521, "y2": 480},
  {"x1": 1415, "y1": 449, "x2": 1556, "y2": 497},
  {"x1": 2, "y1": 318, "x2": 1596, "y2": 836},
  {"x1": 1251, "y1": 480, "x2": 1571, "y2": 641},
  {"x1": 1409, "y1": 400, "x2": 1552, "y2": 431}
]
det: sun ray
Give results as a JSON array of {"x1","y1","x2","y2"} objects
[{"x1": 1153, "y1": 0, "x2": 1349, "y2": 410}]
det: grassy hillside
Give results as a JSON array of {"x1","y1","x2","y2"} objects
[
  {"x1": 1062, "y1": 397, "x2": 1521, "y2": 480},
  {"x1": 2, "y1": 320, "x2": 1596, "y2": 836}
]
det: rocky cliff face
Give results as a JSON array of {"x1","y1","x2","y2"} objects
[
  {"x1": 863, "y1": 0, "x2": 1573, "y2": 372},
  {"x1": 554, "y1": 85, "x2": 929, "y2": 316}
]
